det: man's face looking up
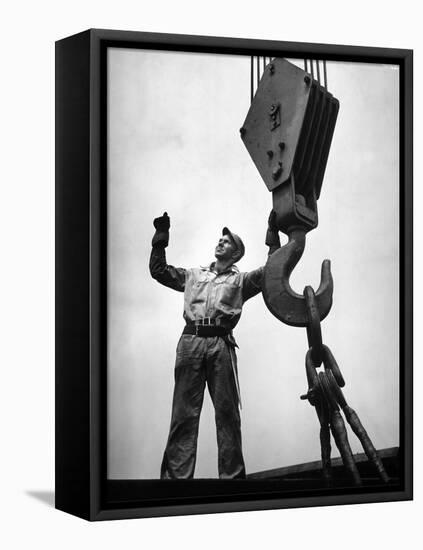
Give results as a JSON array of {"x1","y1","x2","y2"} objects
[{"x1": 215, "y1": 235, "x2": 237, "y2": 263}]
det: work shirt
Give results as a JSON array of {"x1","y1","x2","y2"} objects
[{"x1": 150, "y1": 246, "x2": 264, "y2": 329}]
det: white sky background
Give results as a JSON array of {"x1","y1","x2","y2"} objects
[{"x1": 107, "y1": 48, "x2": 399, "y2": 479}]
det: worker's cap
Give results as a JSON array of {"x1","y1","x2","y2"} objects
[{"x1": 222, "y1": 227, "x2": 245, "y2": 262}]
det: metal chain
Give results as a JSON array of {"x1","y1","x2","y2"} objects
[{"x1": 300, "y1": 286, "x2": 390, "y2": 486}]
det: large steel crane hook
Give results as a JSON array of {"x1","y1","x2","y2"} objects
[{"x1": 263, "y1": 228, "x2": 333, "y2": 327}]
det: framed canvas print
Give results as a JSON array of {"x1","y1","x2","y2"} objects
[{"x1": 55, "y1": 29, "x2": 413, "y2": 520}]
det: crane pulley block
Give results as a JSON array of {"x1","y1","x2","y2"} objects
[{"x1": 240, "y1": 58, "x2": 339, "y2": 234}]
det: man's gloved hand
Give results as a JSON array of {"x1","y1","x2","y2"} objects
[
  {"x1": 152, "y1": 212, "x2": 170, "y2": 248},
  {"x1": 265, "y1": 209, "x2": 281, "y2": 254}
]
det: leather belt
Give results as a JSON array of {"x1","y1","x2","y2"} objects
[{"x1": 183, "y1": 319, "x2": 231, "y2": 337}]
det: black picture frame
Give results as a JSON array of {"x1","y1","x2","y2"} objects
[{"x1": 55, "y1": 28, "x2": 413, "y2": 521}]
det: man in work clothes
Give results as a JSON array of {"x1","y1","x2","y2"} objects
[{"x1": 150, "y1": 212, "x2": 280, "y2": 479}]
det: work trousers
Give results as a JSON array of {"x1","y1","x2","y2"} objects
[{"x1": 160, "y1": 334, "x2": 245, "y2": 479}]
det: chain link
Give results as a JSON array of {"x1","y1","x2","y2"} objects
[{"x1": 300, "y1": 286, "x2": 389, "y2": 486}]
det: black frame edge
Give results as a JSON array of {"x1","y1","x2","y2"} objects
[
  {"x1": 401, "y1": 49, "x2": 413, "y2": 500},
  {"x1": 55, "y1": 30, "x2": 92, "y2": 520},
  {"x1": 92, "y1": 488, "x2": 411, "y2": 521},
  {"x1": 89, "y1": 29, "x2": 104, "y2": 521},
  {"x1": 87, "y1": 28, "x2": 411, "y2": 63}
]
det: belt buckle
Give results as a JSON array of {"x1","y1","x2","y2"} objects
[{"x1": 194, "y1": 317, "x2": 211, "y2": 335}]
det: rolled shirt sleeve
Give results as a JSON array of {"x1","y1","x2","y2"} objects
[
  {"x1": 241, "y1": 267, "x2": 264, "y2": 301},
  {"x1": 241, "y1": 244, "x2": 280, "y2": 301},
  {"x1": 149, "y1": 246, "x2": 186, "y2": 292}
]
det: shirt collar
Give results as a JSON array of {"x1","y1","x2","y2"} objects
[{"x1": 200, "y1": 262, "x2": 239, "y2": 274}]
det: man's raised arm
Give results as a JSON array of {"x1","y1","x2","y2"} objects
[
  {"x1": 149, "y1": 212, "x2": 186, "y2": 292},
  {"x1": 242, "y1": 210, "x2": 281, "y2": 301}
]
